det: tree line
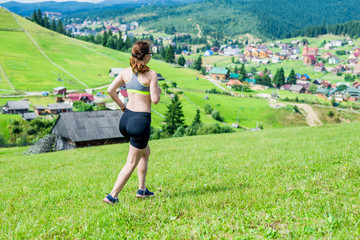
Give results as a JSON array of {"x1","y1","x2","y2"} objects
[{"x1": 290, "y1": 21, "x2": 360, "y2": 39}]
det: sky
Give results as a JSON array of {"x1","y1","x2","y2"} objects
[{"x1": 0, "y1": 0, "x2": 102, "y2": 3}]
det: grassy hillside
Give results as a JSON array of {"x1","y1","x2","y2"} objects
[{"x1": 1, "y1": 122, "x2": 360, "y2": 238}]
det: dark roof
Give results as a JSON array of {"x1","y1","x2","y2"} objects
[
  {"x1": 22, "y1": 112, "x2": 37, "y2": 120},
  {"x1": 48, "y1": 103, "x2": 73, "y2": 110},
  {"x1": 5, "y1": 101, "x2": 29, "y2": 110},
  {"x1": 34, "y1": 105, "x2": 46, "y2": 110},
  {"x1": 51, "y1": 110, "x2": 124, "y2": 142}
]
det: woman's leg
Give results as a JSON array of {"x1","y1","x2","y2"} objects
[
  {"x1": 137, "y1": 144, "x2": 150, "y2": 190},
  {"x1": 110, "y1": 145, "x2": 146, "y2": 198}
]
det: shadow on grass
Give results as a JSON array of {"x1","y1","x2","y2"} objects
[{"x1": 164, "y1": 183, "x2": 249, "y2": 198}]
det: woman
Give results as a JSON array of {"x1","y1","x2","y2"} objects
[{"x1": 103, "y1": 41, "x2": 161, "y2": 205}]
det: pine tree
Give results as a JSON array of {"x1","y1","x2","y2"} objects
[
  {"x1": 288, "y1": 69, "x2": 296, "y2": 85},
  {"x1": 178, "y1": 55, "x2": 186, "y2": 66},
  {"x1": 43, "y1": 15, "x2": 50, "y2": 29},
  {"x1": 37, "y1": 9, "x2": 43, "y2": 26},
  {"x1": 56, "y1": 20, "x2": 65, "y2": 34},
  {"x1": 239, "y1": 64, "x2": 246, "y2": 80},
  {"x1": 192, "y1": 109, "x2": 201, "y2": 126},
  {"x1": 163, "y1": 94, "x2": 185, "y2": 136},
  {"x1": 32, "y1": 10, "x2": 38, "y2": 23},
  {"x1": 51, "y1": 19, "x2": 56, "y2": 31},
  {"x1": 262, "y1": 73, "x2": 272, "y2": 87},
  {"x1": 102, "y1": 31, "x2": 108, "y2": 46},
  {"x1": 193, "y1": 55, "x2": 202, "y2": 70},
  {"x1": 165, "y1": 45, "x2": 175, "y2": 63}
]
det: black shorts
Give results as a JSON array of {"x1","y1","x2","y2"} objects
[{"x1": 119, "y1": 108, "x2": 151, "y2": 149}]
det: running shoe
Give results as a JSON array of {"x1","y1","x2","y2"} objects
[
  {"x1": 136, "y1": 188, "x2": 154, "y2": 198},
  {"x1": 103, "y1": 194, "x2": 119, "y2": 205}
]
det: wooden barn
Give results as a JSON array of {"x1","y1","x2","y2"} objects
[{"x1": 51, "y1": 110, "x2": 126, "y2": 150}]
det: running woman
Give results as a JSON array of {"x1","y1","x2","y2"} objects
[{"x1": 103, "y1": 41, "x2": 161, "y2": 205}]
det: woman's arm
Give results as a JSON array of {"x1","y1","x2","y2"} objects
[
  {"x1": 107, "y1": 72, "x2": 126, "y2": 111},
  {"x1": 150, "y1": 71, "x2": 161, "y2": 104}
]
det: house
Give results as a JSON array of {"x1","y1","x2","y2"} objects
[
  {"x1": 210, "y1": 67, "x2": 229, "y2": 80},
  {"x1": 2, "y1": 101, "x2": 29, "y2": 114},
  {"x1": 239, "y1": 56, "x2": 248, "y2": 63},
  {"x1": 119, "y1": 24, "x2": 129, "y2": 32},
  {"x1": 204, "y1": 50, "x2": 213, "y2": 57},
  {"x1": 302, "y1": 43, "x2": 318, "y2": 56},
  {"x1": 280, "y1": 84, "x2": 292, "y2": 91},
  {"x1": 303, "y1": 55, "x2": 316, "y2": 65},
  {"x1": 130, "y1": 21, "x2": 139, "y2": 28},
  {"x1": 296, "y1": 83, "x2": 310, "y2": 93},
  {"x1": 22, "y1": 112, "x2": 37, "y2": 121},
  {"x1": 109, "y1": 68, "x2": 123, "y2": 78},
  {"x1": 328, "y1": 88, "x2": 344, "y2": 101},
  {"x1": 330, "y1": 40, "x2": 343, "y2": 47},
  {"x1": 312, "y1": 79, "x2": 323, "y2": 85},
  {"x1": 290, "y1": 55, "x2": 298, "y2": 60},
  {"x1": 316, "y1": 88, "x2": 330, "y2": 98},
  {"x1": 51, "y1": 110, "x2": 126, "y2": 150},
  {"x1": 211, "y1": 47, "x2": 219, "y2": 52},
  {"x1": 354, "y1": 62, "x2": 360, "y2": 75},
  {"x1": 116, "y1": 83, "x2": 129, "y2": 105},
  {"x1": 314, "y1": 63, "x2": 326, "y2": 72},
  {"x1": 226, "y1": 80, "x2": 242, "y2": 88},
  {"x1": 229, "y1": 73, "x2": 239, "y2": 80},
  {"x1": 223, "y1": 45, "x2": 240, "y2": 56},
  {"x1": 352, "y1": 81, "x2": 360, "y2": 89},
  {"x1": 46, "y1": 103, "x2": 73, "y2": 115},
  {"x1": 244, "y1": 78, "x2": 256, "y2": 85},
  {"x1": 332, "y1": 65, "x2": 345, "y2": 75},
  {"x1": 289, "y1": 85, "x2": 305, "y2": 94},
  {"x1": 322, "y1": 52, "x2": 332, "y2": 60},
  {"x1": 329, "y1": 57, "x2": 340, "y2": 65},
  {"x1": 272, "y1": 56, "x2": 280, "y2": 63},
  {"x1": 34, "y1": 105, "x2": 47, "y2": 115},
  {"x1": 117, "y1": 89, "x2": 128, "y2": 105},
  {"x1": 252, "y1": 58, "x2": 262, "y2": 64},
  {"x1": 261, "y1": 59, "x2": 270, "y2": 64},
  {"x1": 324, "y1": 43, "x2": 333, "y2": 50},
  {"x1": 65, "y1": 93, "x2": 94, "y2": 105},
  {"x1": 259, "y1": 50, "x2": 272, "y2": 58},
  {"x1": 53, "y1": 86, "x2": 66, "y2": 95},
  {"x1": 280, "y1": 44, "x2": 291, "y2": 56},
  {"x1": 346, "y1": 88, "x2": 360, "y2": 98},
  {"x1": 291, "y1": 47, "x2": 300, "y2": 55},
  {"x1": 321, "y1": 80, "x2": 331, "y2": 88},
  {"x1": 157, "y1": 73, "x2": 165, "y2": 81},
  {"x1": 182, "y1": 50, "x2": 190, "y2": 55}
]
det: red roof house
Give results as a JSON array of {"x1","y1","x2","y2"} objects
[{"x1": 65, "y1": 93, "x2": 94, "y2": 104}]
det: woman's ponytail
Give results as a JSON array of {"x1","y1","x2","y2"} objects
[{"x1": 130, "y1": 41, "x2": 151, "y2": 74}]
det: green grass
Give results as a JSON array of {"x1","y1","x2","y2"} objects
[
  {"x1": 1, "y1": 122, "x2": 360, "y2": 238},
  {"x1": 0, "y1": 114, "x2": 21, "y2": 140},
  {"x1": 0, "y1": 8, "x2": 21, "y2": 31}
]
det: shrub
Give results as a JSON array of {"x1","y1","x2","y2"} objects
[
  {"x1": 173, "y1": 126, "x2": 186, "y2": 138},
  {"x1": 328, "y1": 110, "x2": 335, "y2": 117},
  {"x1": 211, "y1": 109, "x2": 224, "y2": 122},
  {"x1": 293, "y1": 105, "x2": 301, "y2": 114},
  {"x1": 204, "y1": 104, "x2": 213, "y2": 114},
  {"x1": 197, "y1": 124, "x2": 221, "y2": 135}
]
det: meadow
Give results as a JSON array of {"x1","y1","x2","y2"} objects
[{"x1": 1, "y1": 122, "x2": 360, "y2": 238}]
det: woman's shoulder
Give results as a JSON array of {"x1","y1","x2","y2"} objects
[{"x1": 147, "y1": 70, "x2": 157, "y2": 78}]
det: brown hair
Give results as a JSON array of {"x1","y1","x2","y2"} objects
[{"x1": 130, "y1": 41, "x2": 151, "y2": 74}]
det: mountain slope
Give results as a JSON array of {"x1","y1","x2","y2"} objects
[{"x1": 101, "y1": 0, "x2": 360, "y2": 39}]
